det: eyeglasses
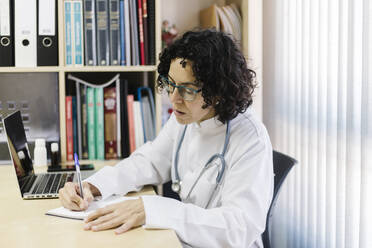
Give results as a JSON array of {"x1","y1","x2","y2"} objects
[{"x1": 158, "y1": 75, "x2": 202, "y2": 101}]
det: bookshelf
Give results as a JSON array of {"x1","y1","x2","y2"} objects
[{"x1": 0, "y1": 0, "x2": 161, "y2": 164}]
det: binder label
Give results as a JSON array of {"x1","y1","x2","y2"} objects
[
  {"x1": 0, "y1": 0, "x2": 11, "y2": 35},
  {"x1": 38, "y1": 0, "x2": 56, "y2": 35}
]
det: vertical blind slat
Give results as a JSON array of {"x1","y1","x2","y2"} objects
[
  {"x1": 359, "y1": 1, "x2": 372, "y2": 247},
  {"x1": 317, "y1": 0, "x2": 328, "y2": 247},
  {"x1": 325, "y1": 0, "x2": 339, "y2": 248},
  {"x1": 345, "y1": 0, "x2": 362, "y2": 247}
]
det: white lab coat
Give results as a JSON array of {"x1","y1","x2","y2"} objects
[{"x1": 85, "y1": 108, "x2": 274, "y2": 248}]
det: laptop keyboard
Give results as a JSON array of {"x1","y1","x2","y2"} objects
[{"x1": 31, "y1": 173, "x2": 74, "y2": 195}]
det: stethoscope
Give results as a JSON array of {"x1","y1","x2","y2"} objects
[{"x1": 171, "y1": 121, "x2": 231, "y2": 208}]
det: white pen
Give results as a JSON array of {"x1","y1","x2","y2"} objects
[{"x1": 74, "y1": 153, "x2": 84, "y2": 199}]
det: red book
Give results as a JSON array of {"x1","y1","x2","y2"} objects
[
  {"x1": 65, "y1": 96, "x2": 74, "y2": 161},
  {"x1": 137, "y1": 0, "x2": 145, "y2": 65},
  {"x1": 127, "y1": 94, "x2": 136, "y2": 153},
  {"x1": 104, "y1": 87, "x2": 117, "y2": 159},
  {"x1": 142, "y1": 0, "x2": 149, "y2": 64}
]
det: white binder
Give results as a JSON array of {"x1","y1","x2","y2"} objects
[{"x1": 14, "y1": 0, "x2": 37, "y2": 67}]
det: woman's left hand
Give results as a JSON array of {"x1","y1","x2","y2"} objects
[{"x1": 84, "y1": 198, "x2": 145, "y2": 234}]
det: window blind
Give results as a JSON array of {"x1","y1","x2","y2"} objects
[{"x1": 263, "y1": 0, "x2": 372, "y2": 247}]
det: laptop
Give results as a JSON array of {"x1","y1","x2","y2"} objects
[{"x1": 3, "y1": 110, "x2": 94, "y2": 199}]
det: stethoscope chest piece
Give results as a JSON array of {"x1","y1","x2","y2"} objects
[{"x1": 171, "y1": 181, "x2": 181, "y2": 193}]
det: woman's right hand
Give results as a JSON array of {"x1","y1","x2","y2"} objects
[{"x1": 59, "y1": 181, "x2": 99, "y2": 211}]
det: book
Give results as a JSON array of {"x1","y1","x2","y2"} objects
[
  {"x1": 83, "y1": 0, "x2": 97, "y2": 66},
  {"x1": 124, "y1": 0, "x2": 131, "y2": 66},
  {"x1": 147, "y1": 0, "x2": 155, "y2": 65},
  {"x1": 73, "y1": 1, "x2": 84, "y2": 66},
  {"x1": 133, "y1": 101, "x2": 144, "y2": 148},
  {"x1": 72, "y1": 96, "x2": 78, "y2": 156},
  {"x1": 142, "y1": 0, "x2": 149, "y2": 65},
  {"x1": 104, "y1": 87, "x2": 118, "y2": 159},
  {"x1": 200, "y1": 4, "x2": 220, "y2": 30},
  {"x1": 119, "y1": 79, "x2": 130, "y2": 158},
  {"x1": 46, "y1": 195, "x2": 138, "y2": 220},
  {"x1": 96, "y1": 0, "x2": 110, "y2": 65},
  {"x1": 76, "y1": 82, "x2": 83, "y2": 157},
  {"x1": 129, "y1": 0, "x2": 139, "y2": 65},
  {"x1": 64, "y1": 1, "x2": 73, "y2": 66},
  {"x1": 95, "y1": 87, "x2": 105, "y2": 160},
  {"x1": 81, "y1": 85, "x2": 89, "y2": 159},
  {"x1": 87, "y1": 87, "x2": 96, "y2": 159},
  {"x1": 116, "y1": 80, "x2": 121, "y2": 157},
  {"x1": 109, "y1": 0, "x2": 121, "y2": 65},
  {"x1": 137, "y1": 0, "x2": 145, "y2": 65},
  {"x1": 137, "y1": 87, "x2": 155, "y2": 142},
  {"x1": 119, "y1": 0, "x2": 126, "y2": 65},
  {"x1": 65, "y1": 96, "x2": 74, "y2": 161},
  {"x1": 127, "y1": 94, "x2": 136, "y2": 153}
]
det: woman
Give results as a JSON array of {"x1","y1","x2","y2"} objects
[{"x1": 59, "y1": 29, "x2": 274, "y2": 248}]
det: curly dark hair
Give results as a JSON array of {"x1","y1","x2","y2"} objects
[{"x1": 156, "y1": 28, "x2": 256, "y2": 123}]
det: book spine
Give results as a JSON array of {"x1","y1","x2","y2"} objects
[
  {"x1": 73, "y1": 1, "x2": 84, "y2": 66},
  {"x1": 65, "y1": 96, "x2": 74, "y2": 161},
  {"x1": 116, "y1": 80, "x2": 121, "y2": 158},
  {"x1": 126, "y1": 94, "x2": 135, "y2": 153},
  {"x1": 119, "y1": 0, "x2": 126, "y2": 65},
  {"x1": 109, "y1": 0, "x2": 120, "y2": 65},
  {"x1": 133, "y1": 101, "x2": 144, "y2": 148},
  {"x1": 96, "y1": 0, "x2": 110, "y2": 65},
  {"x1": 72, "y1": 96, "x2": 78, "y2": 156},
  {"x1": 95, "y1": 87, "x2": 105, "y2": 160},
  {"x1": 76, "y1": 83, "x2": 83, "y2": 157},
  {"x1": 64, "y1": 1, "x2": 73, "y2": 66},
  {"x1": 83, "y1": 0, "x2": 97, "y2": 65},
  {"x1": 120, "y1": 79, "x2": 130, "y2": 158},
  {"x1": 81, "y1": 85, "x2": 89, "y2": 159},
  {"x1": 142, "y1": 0, "x2": 148, "y2": 65},
  {"x1": 124, "y1": 0, "x2": 131, "y2": 66},
  {"x1": 87, "y1": 87, "x2": 96, "y2": 159},
  {"x1": 147, "y1": 0, "x2": 155, "y2": 64},
  {"x1": 104, "y1": 87, "x2": 118, "y2": 159},
  {"x1": 137, "y1": 0, "x2": 145, "y2": 65}
]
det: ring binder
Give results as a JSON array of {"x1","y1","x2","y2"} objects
[
  {"x1": 37, "y1": 0, "x2": 58, "y2": 66},
  {"x1": 0, "y1": 0, "x2": 14, "y2": 66}
]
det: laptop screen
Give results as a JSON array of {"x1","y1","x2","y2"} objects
[{"x1": 3, "y1": 111, "x2": 34, "y2": 180}]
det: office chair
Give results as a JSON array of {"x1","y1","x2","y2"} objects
[{"x1": 262, "y1": 150, "x2": 297, "y2": 248}]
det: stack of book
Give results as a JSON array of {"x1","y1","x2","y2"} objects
[
  {"x1": 64, "y1": 0, "x2": 155, "y2": 66},
  {"x1": 200, "y1": 3, "x2": 242, "y2": 45},
  {"x1": 65, "y1": 74, "x2": 156, "y2": 161}
]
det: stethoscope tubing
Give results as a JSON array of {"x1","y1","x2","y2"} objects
[{"x1": 172, "y1": 120, "x2": 231, "y2": 208}]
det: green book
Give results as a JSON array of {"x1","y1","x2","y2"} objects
[
  {"x1": 87, "y1": 87, "x2": 96, "y2": 160},
  {"x1": 95, "y1": 87, "x2": 105, "y2": 160}
]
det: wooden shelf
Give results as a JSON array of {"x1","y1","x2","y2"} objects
[
  {"x1": 63, "y1": 65, "x2": 157, "y2": 72},
  {"x1": 0, "y1": 67, "x2": 60, "y2": 73},
  {"x1": 0, "y1": 65, "x2": 157, "y2": 73}
]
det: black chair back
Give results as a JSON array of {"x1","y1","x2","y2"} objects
[{"x1": 262, "y1": 150, "x2": 297, "y2": 248}]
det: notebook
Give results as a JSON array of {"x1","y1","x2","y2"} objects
[
  {"x1": 2, "y1": 110, "x2": 94, "y2": 199},
  {"x1": 46, "y1": 195, "x2": 138, "y2": 220}
]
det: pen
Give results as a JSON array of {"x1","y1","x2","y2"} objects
[{"x1": 74, "y1": 153, "x2": 84, "y2": 199}]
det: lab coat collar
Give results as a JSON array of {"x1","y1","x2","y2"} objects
[{"x1": 192, "y1": 115, "x2": 224, "y2": 131}]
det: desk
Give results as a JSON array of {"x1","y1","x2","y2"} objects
[{"x1": 0, "y1": 164, "x2": 182, "y2": 248}]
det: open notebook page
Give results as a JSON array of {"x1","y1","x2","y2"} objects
[{"x1": 46, "y1": 195, "x2": 138, "y2": 220}]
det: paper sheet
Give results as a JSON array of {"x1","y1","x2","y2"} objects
[{"x1": 46, "y1": 195, "x2": 138, "y2": 220}]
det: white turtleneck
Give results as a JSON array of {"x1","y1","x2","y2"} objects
[{"x1": 84, "y1": 108, "x2": 274, "y2": 248}]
